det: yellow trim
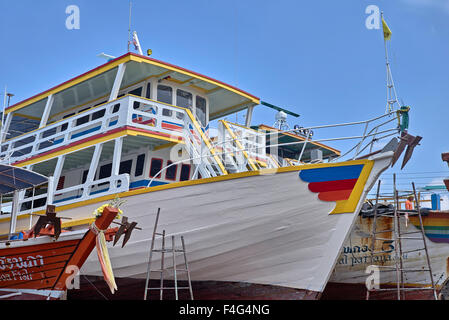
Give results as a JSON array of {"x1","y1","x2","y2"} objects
[
  {"x1": 60, "y1": 159, "x2": 373, "y2": 213},
  {"x1": 220, "y1": 120, "x2": 258, "y2": 171},
  {"x1": 6, "y1": 55, "x2": 132, "y2": 115},
  {"x1": 62, "y1": 217, "x2": 95, "y2": 228},
  {"x1": 14, "y1": 113, "x2": 41, "y2": 121},
  {"x1": 185, "y1": 109, "x2": 228, "y2": 175},
  {"x1": 153, "y1": 142, "x2": 178, "y2": 151},
  {"x1": 210, "y1": 100, "x2": 253, "y2": 120},
  {"x1": 0, "y1": 159, "x2": 375, "y2": 226},
  {"x1": 129, "y1": 55, "x2": 260, "y2": 105},
  {"x1": 269, "y1": 154, "x2": 281, "y2": 168},
  {"x1": 329, "y1": 160, "x2": 374, "y2": 214}
]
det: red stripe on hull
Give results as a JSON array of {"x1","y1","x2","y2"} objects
[{"x1": 308, "y1": 179, "x2": 357, "y2": 193}]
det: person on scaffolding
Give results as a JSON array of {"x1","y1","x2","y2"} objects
[{"x1": 404, "y1": 195, "x2": 414, "y2": 227}]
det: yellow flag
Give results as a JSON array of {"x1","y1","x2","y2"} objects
[{"x1": 382, "y1": 17, "x2": 392, "y2": 40}]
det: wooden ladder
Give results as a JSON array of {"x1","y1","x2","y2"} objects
[{"x1": 366, "y1": 176, "x2": 438, "y2": 300}]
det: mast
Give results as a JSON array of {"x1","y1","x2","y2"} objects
[
  {"x1": 127, "y1": 1, "x2": 132, "y2": 52},
  {"x1": 381, "y1": 12, "x2": 400, "y2": 114},
  {"x1": 1, "y1": 86, "x2": 6, "y2": 137}
]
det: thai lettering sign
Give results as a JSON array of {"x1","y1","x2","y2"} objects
[{"x1": 0, "y1": 255, "x2": 44, "y2": 282}]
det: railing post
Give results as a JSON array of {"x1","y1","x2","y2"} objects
[
  {"x1": 47, "y1": 176, "x2": 55, "y2": 206},
  {"x1": 83, "y1": 143, "x2": 103, "y2": 198},
  {"x1": 111, "y1": 137, "x2": 124, "y2": 190},
  {"x1": 8, "y1": 190, "x2": 19, "y2": 240},
  {"x1": 109, "y1": 63, "x2": 126, "y2": 101},
  {"x1": 1, "y1": 112, "x2": 12, "y2": 142},
  {"x1": 39, "y1": 94, "x2": 54, "y2": 128}
]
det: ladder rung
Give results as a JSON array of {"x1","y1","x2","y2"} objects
[
  {"x1": 401, "y1": 248, "x2": 426, "y2": 254},
  {"x1": 369, "y1": 251, "x2": 395, "y2": 255},
  {"x1": 399, "y1": 231, "x2": 422, "y2": 235},
  {"x1": 369, "y1": 287, "x2": 435, "y2": 292},
  {"x1": 375, "y1": 266, "x2": 430, "y2": 272},
  {"x1": 399, "y1": 237, "x2": 423, "y2": 240},
  {"x1": 150, "y1": 268, "x2": 189, "y2": 272},
  {"x1": 152, "y1": 249, "x2": 186, "y2": 253},
  {"x1": 147, "y1": 287, "x2": 191, "y2": 290},
  {"x1": 374, "y1": 229, "x2": 395, "y2": 234}
]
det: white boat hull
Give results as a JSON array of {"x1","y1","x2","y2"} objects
[{"x1": 66, "y1": 154, "x2": 391, "y2": 295}]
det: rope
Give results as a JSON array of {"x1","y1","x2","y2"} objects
[{"x1": 90, "y1": 221, "x2": 117, "y2": 294}]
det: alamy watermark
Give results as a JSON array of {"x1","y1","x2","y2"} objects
[
  {"x1": 365, "y1": 265, "x2": 380, "y2": 290},
  {"x1": 365, "y1": 5, "x2": 380, "y2": 30},
  {"x1": 65, "y1": 265, "x2": 80, "y2": 290},
  {"x1": 66, "y1": 5, "x2": 80, "y2": 30}
]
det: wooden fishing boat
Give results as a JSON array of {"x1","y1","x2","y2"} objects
[
  {"x1": 324, "y1": 152, "x2": 449, "y2": 300},
  {"x1": 0, "y1": 205, "x2": 120, "y2": 300},
  {"x1": 0, "y1": 164, "x2": 121, "y2": 300}
]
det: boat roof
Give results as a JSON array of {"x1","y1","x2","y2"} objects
[
  {"x1": 6, "y1": 52, "x2": 260, "y2": 121},
  {"x1": 253, "y1": 124, "x2": 341, "y2": 159},
  {"x1": 0, "y1": 165, "x2": 47, "y2": 195}
]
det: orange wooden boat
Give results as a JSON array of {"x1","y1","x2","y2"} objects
[{"x1": 0, "y1": 206, "x2": 119, "y2": 300}]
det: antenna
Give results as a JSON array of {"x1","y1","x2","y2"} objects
[
  {"x1": 381, "y1": 12, "x2": 400, "y2": 113},
  {"x1": 2, "y1": 86, "x2": 6, "y2": 135},
  {"x1": 128, "y1": 1, "x2": 132, "y2": 52}
]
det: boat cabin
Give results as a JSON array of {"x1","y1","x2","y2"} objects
[{"x1": 0, "y1": 52, "x2": 340, "y2": 218}]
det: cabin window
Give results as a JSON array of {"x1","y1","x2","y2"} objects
[
  {"x1": 82, "y1": 170, "x2": 89, "y2": 184},
  {"x1": 135, "y1": 154, "x2": 145, "y2": 177},
  {"x1": 92, "y1": 109, "x2": 105, "y2": 120},
  {"x1": 129, "y1": 87, "x2": 143, "y2": 109},
  {"x1": 162, "y1": 109, "x2": 172, "y2": 117},
  {"x1": 180, "y1": 164, "x2": 191, "y2": 181},
  {"x1": 157, "y1": 85, "x2": 172, "y2": 104},
  {"x1": 149, "y1": 158, "x2": 163, "y2": 178},
  {"x1": 145, "y1": 83, "x2": 151, "y2": 99},
  {"x1": 165, "y1": 161, "x2": 177, "y2": 181},
  {"x1": 176, "y1": 89, "x2": 192, "y2": 110},
  {"x1": 196, "y1": 96, "x2": 207, "y2": 126},
  {"x1": 76, "y1": 114, "x2": 90, "y2": 126},
  {"x1": 99, "y1": 163, "x2": 112, "y2": 180},
  {"x1": 176, "y1": 112, "x2": 184, "y2": 120},
  {"x1": 112, "y1": 103, "x2": 120, "y2": 113},
  {"x1": 119, "y1": 159, "x2": 133, "y2": 175},
  {"x1": 129, "y1": 87, "x2": 142, "y2": 97}
]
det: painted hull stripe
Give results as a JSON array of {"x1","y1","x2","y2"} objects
[
  {"x1": 308, "y1": 179, "x2": 358, "y2": 193},
  {"x1": 299, "y1": 165, "x2": 364, "y2": 183}
]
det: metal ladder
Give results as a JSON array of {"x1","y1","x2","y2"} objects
[
  {"x1": 366, "y1": 176, "x2": 438, "y2": 300},
  {"x1": 143, "y1": 208, "x2": 194, "y2": 300}
]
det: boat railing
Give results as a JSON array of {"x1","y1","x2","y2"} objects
[
  {"x1": 212, "y1": 110, "x2": 401, "y2": 164},
  {"x1": 216, "y1": 120, "x2": 277, "y2": 171},
  {"x1": 15, "y1": 173, "x2": 130, "y2": 215},
  {"x1": 0, "y1": 95, "x2": 187, "y2": 164}
]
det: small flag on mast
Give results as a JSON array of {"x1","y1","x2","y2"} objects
[{"x1": 382, "y1": 17, "x2": 392, "y2": 40}]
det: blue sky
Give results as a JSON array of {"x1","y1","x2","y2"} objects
[{"x1": 0, "y1": 0, "x2": 448, "y2": 198}]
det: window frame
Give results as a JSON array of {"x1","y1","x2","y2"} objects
[
  {"x1": 179, "y1": 164, "x2": 191, "y2": 181},
  {"x1": 165, "y1": 160, "x2": 178, "y2": 181},
  {"x1": 149, "y1": 158, "x2": 164, "y2": 178}
]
